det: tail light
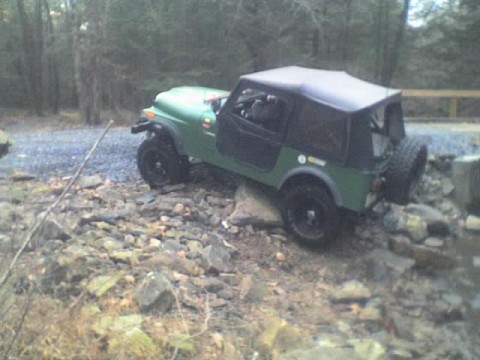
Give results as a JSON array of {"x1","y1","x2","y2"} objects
[{"x1": 371, "y1": 179, "x2": 383, "y2": 192}]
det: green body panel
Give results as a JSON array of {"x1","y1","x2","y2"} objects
[{"x1": 145, "y1": 86, "x2": 376, "y2": 213}]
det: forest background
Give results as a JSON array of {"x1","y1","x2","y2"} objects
[{"x1": 0, "y1": 0, "x2": 479, "y2": 124}]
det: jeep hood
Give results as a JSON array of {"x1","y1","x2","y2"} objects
[{"x1": 154, "y1": 86, "x2": 229, "y2": 120}]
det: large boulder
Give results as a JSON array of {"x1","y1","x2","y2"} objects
[
  {"x1": 0, "y1": 130, "x2": 12, "y2": 158},
  {"x1": 227, "y1": 182, "x2": 283, "y2": 227}
]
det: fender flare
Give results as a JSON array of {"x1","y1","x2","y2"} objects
[
  {"x1": 278, "y1": 166, "x2": 344, "y2": 207},
  {"x1": 133, "y1": 117, "x2": 185, "y2": 155}
]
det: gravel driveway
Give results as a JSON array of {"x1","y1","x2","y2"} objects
[{"x1": 1, "y1": 123, "x2": 480, "y2": 181}]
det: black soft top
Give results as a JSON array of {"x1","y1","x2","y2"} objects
[{"x1": 241, "y1": 66, "x2": 401, "y2": 113}]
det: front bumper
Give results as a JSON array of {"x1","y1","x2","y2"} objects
[{"x1": 131, "y1": 117, "x2": 150, "y2": 134}]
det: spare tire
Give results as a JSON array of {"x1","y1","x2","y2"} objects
[{"x1": 384, "y1": 137, "x2": 427, "y2": 205}]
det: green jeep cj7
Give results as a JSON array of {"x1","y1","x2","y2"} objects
[{"x1": 132, "y1": 66, "x2": 427, "y2": 247}]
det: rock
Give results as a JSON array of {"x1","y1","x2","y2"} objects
[
  {"x1": 423, "y1": 237, "x2": 444, "y2": 248},
  {"x1": 404, "y1": 204, "x2": 449, "y2": 236},
  {"x1": 473, "y1": 256, "x2": 480, "y2": 268},
  {"x1": 331, "y1": 280, "x2": 372, "y2": 303},
  {"x1": 432, "y1": 296, "x2": 465, "y2": 323},
  {"x1": 390, "y1": 348, "x2": 413, "y2": 360},
  {"x1": 86, "y1": 272, "x2": 123, "y2": 297},
  {"x1": 358, "y1": 306, "x2": 382, "y2": 322},
  {"x1": 140, "y1": 252, "x2": 200, "y2": 276},
  {"x1": 239, "y1": 275, "x2": 266, "y2": 303},
  {"x1": 172, "y1": 203, "x2": 184, "y2": 214},
  {"x1": 279, "y1": 346, "x2": 357, "y2": 360},
  {"x1": 37, "y1": 217, "x2": 72, "y2": 242},
  {"x1": 465, "y1": 215, "x2": 480, "y2": 231},
  {"x1": 102, "y1": 237, "x2": 124, "y2": 251},
  {"x1": 0, "y1": 130, "x2": 12, "y2": 158},
  {"x1": 228, "y1": 182, "x2": 283, "y2": 227},
  {"x1": 350, "y1": 339, "x2": 386, "y2": 360},
  {"x1": 10, "y1": 170, "x2": 36, "y2": 182},
  {"x1": 383, "y1": 208, "x2": 428, "y2": 242},
  {"x1": 168, "y1": 333, "x2": 195, "y2": 354},
  {"x1": 257, "y1": 316, "x2": 306, "y2": 356},
  {"x1": 453, "y1": 155, "x2": 480, "y2": 208},
  {"x1": 92, "y1": 314, "x2": 157, "y2": 358},
  {"x1": 0, "y1": 202, "x2": 15, "y2": 227},
  {"x1": 389, "y1": 235, "x2": 456, "y2": 269},
  {"x1": 134, "y1": 272, "x2": 175, "y2": 313},
  {"x1": 0, "y1": 187, "x2": 25, "y2": 203},
  {"x1": 441, "y1": 178, "x2": 455, "y2": 196},
  {"x1": 135, "y1": 190, "x2": 158, "y2": 205},
  {"x1": 109, "y1": 250, "x2": 139, "y2": 265},
  {"x1": 78, "y1": 175, "x2": 103, "y2": 189},
  {"x1": 470, "y1": 293, "x2": 480, "y2": 310},
  {"x1": 365, "y1": 249, "x2": 415, "y2": 281},
  {"x1": 201, "y1": 245, "x2": 231, "y2": 274},
  {"x1": 201, "y1": 277, "x2": 226, "y2": 293}
]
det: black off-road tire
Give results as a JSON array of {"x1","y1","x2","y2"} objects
[
  {"x1": 282, "y1": 185, "x2": 340, "y2": 248},
  {"x1": 137, "y1": 137, "x2": 182, "y2": 188},
  {"x1": 384, "y1": 137, "x2": 428, "y2": 205}
]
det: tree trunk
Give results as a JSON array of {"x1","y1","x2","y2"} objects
[
  {"x1": 341, "y1": 0, "x2": 353, "y2": 67},
  {"x1": 381, "y1": 0, "x2": 410, "y2": 86},
  {"x1": 16, "y1": 0, "x2": 43, "y2": 115},
  {"x1": 43, "y1": 0, "x2": 60, "y2": 114}
]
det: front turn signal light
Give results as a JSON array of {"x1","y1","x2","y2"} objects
[{"x1": 144, "y1": 111, "x2": 155, "y2": 119}]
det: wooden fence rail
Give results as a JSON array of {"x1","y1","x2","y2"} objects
[{"x1": 402, "y1": 89, "x2": 480, "y2": 119}]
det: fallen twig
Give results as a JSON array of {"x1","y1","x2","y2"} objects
[
  {"x1": 170, "y1": 292, "x2": 211, "y2": 360},
  {"x1": 0, "y1": 120, "x2": 114, "y2": 289}
]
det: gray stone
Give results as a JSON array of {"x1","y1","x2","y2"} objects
[
  {"x1": 135, "y1": 190, "x2": 158, "y2": 205},
  {"x1": 473, "y1": 256, "x2": 480, "y2": 268},
  {"x1": 163, "y1": 239, "x2": 187, "y2": 252},
  {"x1": 390, "y1": 235, "x2": 456, "y2": 269},
  {"x1": 441, "y1": 178, "x2": 455, "y2": 196},
  {"x1": 134, "y1": 272, "x2": 175, "y2": 313},
  {"x1": 423, "y1": 237, "x2": 444, "y2": 248},
  {"x1": 442, "y1": 293, "x2": 463, "y2": 307},
  {"x1": 465, "y1": 215, "x2": 480, "y2": 231},
  {"x1": 405, "y1": 204, "x2": 449, "y2": 236},
  {"x1": 331, "y1": 280, "x2": 372, "y2": 302},
  {"x1": 37, "y1": 217, "x2": 72, "y2": 242},
  {"x1": 228, "y1": 182, "x2": 283, "y2": 227},
  {"x1": 390, "y1": 348, "x2": 413, "y2": 360},
  {"x1": 78, "y1": 175, "x2": 103, "y2": 189},
  {"x1": 10, "y1": 171, "x2": 36, "y2": 182},
  {"x1": 453, "y1": 155, "x2": 480, "y2": 208},
  {"x1": 201, "y1": 245, "x2": 231, "y2": 274},
  {"x1": 365, "y1": 249, "x2": 415, "y2": 281}
]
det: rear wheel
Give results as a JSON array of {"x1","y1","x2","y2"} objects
[
  {"x1": 282, "y1": 185, "x2": 340, "y2": 248},
  {"x1": 137, "y1": 137, "x2": 182, "y2": 188}
]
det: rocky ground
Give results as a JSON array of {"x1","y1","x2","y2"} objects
[{"x1": 1, "y1": 156, "x2": 480, "y2": 359}]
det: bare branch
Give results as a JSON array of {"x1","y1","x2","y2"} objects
[{"x1": 0, "y1": 120, "x2": 114, "y2": 290}]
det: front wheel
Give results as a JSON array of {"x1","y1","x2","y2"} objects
[
  {"x1": 282, "y1": 185, "x2": 340, "y2": 248},
  {"x1": 137, "y1": 137, "x2": 182, "y2": 188}
]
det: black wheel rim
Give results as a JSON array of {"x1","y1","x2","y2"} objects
[
  {"x1": 143, "y1": 148, "x2": 169, "y2": 186},
  {"x1": 290, "y1": 197, "x2": 326, "y2": 240}
]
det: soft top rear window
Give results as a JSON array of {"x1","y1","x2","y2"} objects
[{"x1": 287, "y1": 100, "x2": 349, "y2": 163}]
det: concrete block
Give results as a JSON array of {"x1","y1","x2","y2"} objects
[{"x1": 453, "y1": 155, "x2": 480, "y2": 208}]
